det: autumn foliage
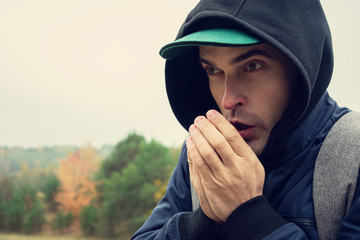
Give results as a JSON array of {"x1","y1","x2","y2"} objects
[
  {"x1": 0, "y1": 134, "x2": 179, "y2": 237},
  {"x1": 55, "y1": 146, "x2": 99, "y2": 218}
]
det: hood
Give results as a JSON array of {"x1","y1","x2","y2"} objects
[{"x1": 164, "y1": 0, "x2": 333, "y2": 156}]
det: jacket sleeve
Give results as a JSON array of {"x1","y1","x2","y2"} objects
[{"x1": 216, "y1": 195, "x2": 309, "y2": 240}]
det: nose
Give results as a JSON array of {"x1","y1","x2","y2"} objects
[{"x1": 221, "y1": 76, "x2": 247, "y2": 110}]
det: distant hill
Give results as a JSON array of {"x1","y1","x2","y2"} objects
[{"x1": 0, "y1": 145, "x2": 113, "y2": 175}]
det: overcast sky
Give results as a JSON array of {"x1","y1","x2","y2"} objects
[{"x1": 1, "y1": 0, "x2": 359, "y2": 148}]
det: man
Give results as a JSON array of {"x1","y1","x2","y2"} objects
[{"x1": 132, "y1": 0, "x2": 359, "y2": 239}]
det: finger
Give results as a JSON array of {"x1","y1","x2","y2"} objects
[
  {"x1": 191, "y1": 165, "x2": 222, "y2": 223},
  {"x1": 186, "y1": 136, "x2": 214, "y2": 176},
  {"x1": 187, "y1": 143, "x2": 193, "y2": 177},
  {"x1": 187, "y1": 142, "x2": 214, "y2": 218},
  {"x1": 193, "y1": 116, "x2": 237, "y2": 166},
  {"x1": 206, "y1": 110, "x2": 253, "y2": 157},
  {"x1": 189, "y1": 123, "x2": 224, "y2": 175},
  {"x1": 187, "y1": 135, "x2": 226, "y2": 193}
]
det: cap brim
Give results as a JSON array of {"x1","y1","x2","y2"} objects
[{"x1": 160, "y1": 28, "x2": 261, "y2": 59}]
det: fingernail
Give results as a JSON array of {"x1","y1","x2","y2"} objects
[
  {"x1": 195, "y1": 116, "x2": 205, "y2": 124},
  {"x1": 207, "y1": 110, "x2": 216, "y2": 119},
  {"x1": 189, "y1": 124, "x2": 197, "y2": 132}
]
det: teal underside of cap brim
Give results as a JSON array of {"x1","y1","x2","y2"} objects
[{"x1": 160, "y1": 28, "x2": 261, "y2": 59}]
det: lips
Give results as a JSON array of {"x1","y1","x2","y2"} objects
[
  {"x1": 232, "y1": 122, "x2": 250, "y2": 130},
  {"x1": 231, "y1": 121, "x2": 255, "y2": 140}
]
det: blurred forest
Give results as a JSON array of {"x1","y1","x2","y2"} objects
[{"x1": 0, "y1": 133, "x2": 180, "y2": 238}]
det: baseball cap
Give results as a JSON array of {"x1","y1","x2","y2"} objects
[{"x1": 159, "y1": 28, "x2": 262, "y2": 59}]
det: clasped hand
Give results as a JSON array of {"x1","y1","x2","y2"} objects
[{"x1": 186, "y1": 110, "x2": 265, "y2": 223}]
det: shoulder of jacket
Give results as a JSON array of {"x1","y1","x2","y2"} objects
[{"x1": 313, "y1": 111, "x2": 360, "y2": 240}]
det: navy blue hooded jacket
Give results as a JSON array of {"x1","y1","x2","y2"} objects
[{"x1": 132, "y1": 0, "x2": 360, "y2": 239}]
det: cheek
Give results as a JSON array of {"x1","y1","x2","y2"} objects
[
  {"x1": 272, "y1": 83, "x2": 293, "y2": 123},
  {"x1": 209, "y1": 80, "x2": 224, "y2": 108},
  {"x1": 256, "y1": 77, "x2": 292, "y2": 127}
]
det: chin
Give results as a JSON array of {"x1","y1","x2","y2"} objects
[{"x1": 247, "y1": 140, "x2": 266, "y2": 156}]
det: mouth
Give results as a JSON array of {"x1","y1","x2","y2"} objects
[
  {"x1": 231, "y1": 121, "x2": 255, "y2": 140},
  {"x1": 232, "y1": 122, "x2": 251, "y2": 130}
]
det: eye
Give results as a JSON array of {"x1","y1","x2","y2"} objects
[
  {"x1": 246, "y1": 62, "x2": 262, "y2": 72},
  {"x1": 206, "y1": 67, "x2": 221, "y2": 75}
]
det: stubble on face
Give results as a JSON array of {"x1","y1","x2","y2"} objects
[{"x1": 199, "y1": 44, "x2": 296, "y2": 156}]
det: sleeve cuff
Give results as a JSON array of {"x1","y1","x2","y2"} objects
[
  {"x1": 220, "y1": 195, "x2": 287, "y2": 240},
  {"x1": 179, "y1": 208, "x2": 221, "y2": 240}
]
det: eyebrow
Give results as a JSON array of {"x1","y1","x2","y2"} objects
[{"x1": 199, "y1": 49, "x2": 273, "y2": 66}]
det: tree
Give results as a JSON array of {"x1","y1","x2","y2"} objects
[
  {"x1": 96, "y1": 137, "x2": 177, "y2": 236},
  {"x1": 4, "y1": 189, "x2": 25, "y2": 232},
  {"x1": 55, "y1": 146, "x2": 99, "y2": 218},
  {"x1": 97, "y1": 172, "x2": 123, "y2": 237},
  {"x1": 0, "y1": 177, "x2": 46, "y2": 233},
  {"x1": 52, "y1": 211, "x2": 74, "y2": 233},
  {"x1": 0, "y1": 176, "x2": 14, "y2": 202},
  {"x1": 99, "y1": 132, "x2": 145, "y2": 178},
  {"x1": 119, "y1": 140, "x2": 175, "y2": 225},
  {"x1": 22, "y1": 193, "x2": 46, "y2": 233},
  {"x1": 0, "y1": 176, "x2": 13, "y2": 230},
  {"x1": 43, "y1": 173, "x2": 61, "y2": 212},
  {"x1": 80, "y1": 204, "x2": 98, "y2": 236}
]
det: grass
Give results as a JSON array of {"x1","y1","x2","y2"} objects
[
  {"x1": 0, "y1": 234, "x2": 86, "y2": 240},
  {"x1": 0, "y1": 215, "x2": 134, "y2": 240},
  {"x1": 0, "y1": 233, "x2": 131, "y2": 240},
  {"x1": 0, "y1": 234, "x2": 98, "y2": 240}
]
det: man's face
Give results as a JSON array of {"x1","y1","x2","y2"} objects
[{"x1": 199, "y1": 43, "x2": 296, "y2": 155}]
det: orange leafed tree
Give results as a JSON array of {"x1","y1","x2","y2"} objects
[{"x1": 55, "y1": 146, "x2": 99, "y2": 218}]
